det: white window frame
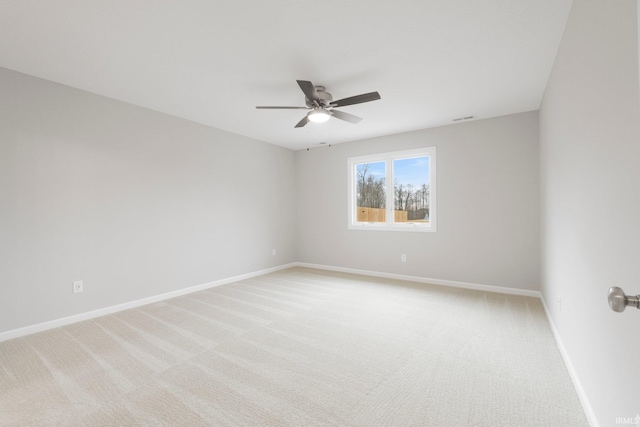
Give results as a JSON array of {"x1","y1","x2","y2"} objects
[{"x1": 347, "y1": 147, "x2": 436, "y2": 232}]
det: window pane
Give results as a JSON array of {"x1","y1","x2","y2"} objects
[
  {"x1": 393, "y1": 156, "x2": 430, "y2": 223},
  {"x1": 356, "y1": 161, "x2": 386, "y2": 222}
]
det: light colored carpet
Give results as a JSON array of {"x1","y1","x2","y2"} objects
[{"x1": 0, "y1": 267, "x2": 588, "y2": 426}]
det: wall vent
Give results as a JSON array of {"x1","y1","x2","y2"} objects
[{"x1": 453, "y1": 115, "x2": 475, "y2": 122}]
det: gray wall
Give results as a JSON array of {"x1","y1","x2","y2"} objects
[
  {"x1": 0, "y1": 68, "x2": 296, "y2": 334},
  {"x1": 539, "y1": 0, "x2": 640, "y2": 424},
  {"x1": 295, "y1": 112, "x2": 540, "y2": 290}
]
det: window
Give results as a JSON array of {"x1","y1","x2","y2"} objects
[{"x1": 348, "y1": 147, "x2": 436, "y2": 232}]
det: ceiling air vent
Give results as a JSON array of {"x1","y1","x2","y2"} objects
[{"x1": 453, "y1": 116, "x2": 475, "y2": 122}]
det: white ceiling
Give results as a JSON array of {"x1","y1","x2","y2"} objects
[{"x1": 0, "y1": 0, "x2": 573, "y2": 150}]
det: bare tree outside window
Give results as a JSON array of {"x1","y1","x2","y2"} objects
[
  {"x1": 356, "y1": 162, "x2": 386, "y2": 222},
  {"x1": 393, "y1": 157, "x2": 430, "y2": 222}
]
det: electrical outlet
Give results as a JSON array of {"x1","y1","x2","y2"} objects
[
  {"x1": 401, "y1": 254, "x2": 407, "y2": 262},
  {"x1": 272, "y1": 248, "x2": 277, "y2": 256},
  {"x1": 73, "y1": 280, "x2": 83, "y2": 294}
]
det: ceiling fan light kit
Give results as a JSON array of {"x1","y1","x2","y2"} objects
[
  {"x1": 308, "y1": 108, "x2": 331, "y2": 123},
  {"x1": 256, "y1": 80, "x2": 381, "y2": 128}
]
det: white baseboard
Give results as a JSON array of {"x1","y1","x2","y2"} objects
[
  {"x1": 0, "y1": 263, "x2": 297, "y2": 343},
  {"x1": 539, "y1": 296, "x2": 599, "y2": 427},
  {"x1": 0, "y1": 262, "x2": 540, "y2": 343},
  {"x1": 293, "y1": 262, "x2": 541, "y2": 298}
]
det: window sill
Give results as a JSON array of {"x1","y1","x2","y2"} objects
[{"x1": 348, "y1": 223, "x2": 436, "y2": 232}]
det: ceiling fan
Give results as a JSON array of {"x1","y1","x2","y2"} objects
[{"x1": 256, "y1": 80, "x2": 381, "y2": 128}]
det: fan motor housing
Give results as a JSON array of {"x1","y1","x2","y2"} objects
[{"x1": 305, "y1": 86, "x2": 333, "y2": 107}]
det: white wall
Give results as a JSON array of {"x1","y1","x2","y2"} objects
[
  {"x1": 539, "y1": 0, "x2": 640, "y2": 425},
  {"x1": 295, "y1": 112, "x2": 540, "y2": 290},
  {"x1": 0, "y1": 67, "x2": 296, "y2": 334}
]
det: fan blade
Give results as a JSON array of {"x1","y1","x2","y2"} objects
[
  {"x1": 296, "y1": 80, "x2": 320, "y2": 105},
  {"x1": 330, "y1": 109, "x2": 362, "y2": 124},
  {"x1": 330, "y1": 91, "x2": 381, "y2": 108},
  {"x1": 256, "y1": 106, "x2": 309, "y2": 109},
  {"x1": 294, "y1": 115, "x2": 309, "y2": 128}
]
